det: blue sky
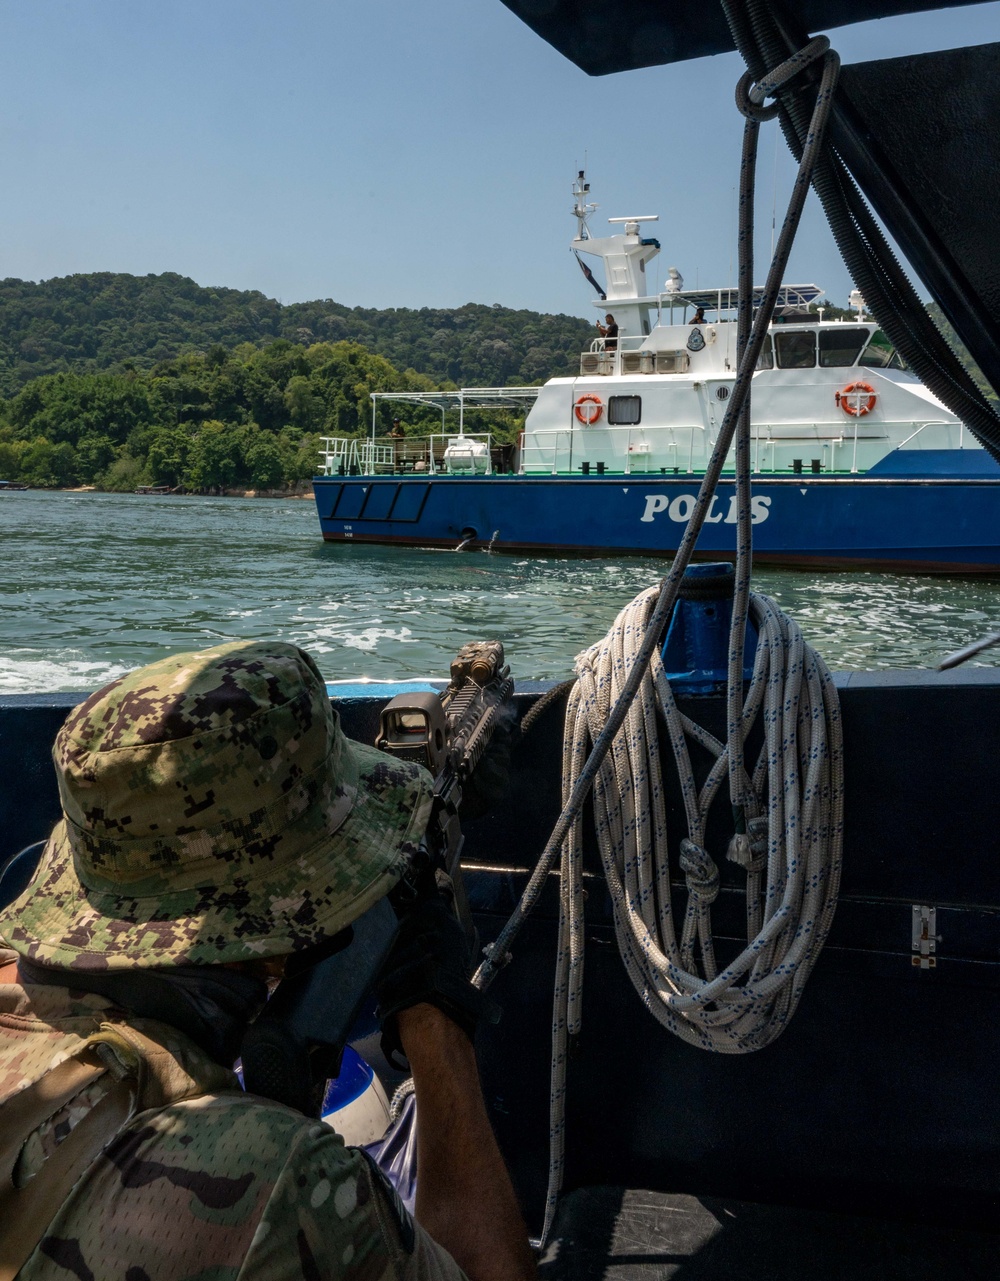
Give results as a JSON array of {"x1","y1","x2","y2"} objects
[{"x1": 0, "y1": 1, "x2": 997, "y2": 320}]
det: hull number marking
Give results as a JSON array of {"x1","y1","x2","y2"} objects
[{"x1": 640, "y1": 494, "x2": 772, "y2": 525}]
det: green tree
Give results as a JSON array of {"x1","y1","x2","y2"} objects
[
  {"x1": 146, "y1": 426, "x2": 192, "y2": 487},
  {"x1": 15, "y1": 437, "x2": 77, "y2": 487},
  {"x1": 76, "y1": 433, "x2": 118, "y2": 483},
  {"x1": 99, "y1": 454, "x2": 147, "y2": 492},
  {"x1": 0, "y1": 319, "x2": 553, "y2": 491},
  {"x1": 5, "y1": 372, "x2": 165, "y2": 445},
  {"x1": 284, "y1": 374, "x2": 320, "y2": 429},
  {"x1": 49, "y1": 441, "x2": 79, "y2": 487},
  {"x1": 0, "y1": 439, "x2": 23, "y2": 480},
  {"x1": 926, "y1": 302, "x2": 998, "y2": 402},
  {"x1": 245, "y1": 433, "x2": 286, "y2": 489},
  {"x1": 18, "y1": 438, "x2": 55, "y2": 487},
  {"x1": 186, "y1": 420, "x2": 242, "y2": 490},
  {"x1": 285, "y1": 431, "x2": 322, "y2": 485}
]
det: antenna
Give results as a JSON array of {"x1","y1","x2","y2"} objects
[{"x1": 572, "y1": 169, "x2": 597, "y2": 241}]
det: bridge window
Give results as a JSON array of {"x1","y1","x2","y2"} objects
[
  {"x1": 861, "y1": 330, "x2": 907, "y2": 370},
  {"x1": 818, "y1": 327, "x2": 869, "y2": 367},
  {"x1": 756, "y1": 335, "x2": 774, "y2": 370},
  {"x1": 608, "y1": 395, "x2": 641, "y2": 425},
  {"x1": 775, "y1": 331, "x2": 817, "y2": 368}
]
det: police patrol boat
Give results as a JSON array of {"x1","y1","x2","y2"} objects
[{"x1": 312, "y1": 173, "x2": 1000, "y2": 572}]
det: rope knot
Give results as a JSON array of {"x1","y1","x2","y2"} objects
[
  {"x1": 480, "y1": 940, "x2": 512, "y2": 971},
  {"x1": 727, "y1": 815, "x2": 768, "y2": 873},
  {"x1": 679, "y1": 839, "x2": 720, "y2": 905},
  {"x1": 734, "y1": 35, "x2": 832, "y2": 122}
]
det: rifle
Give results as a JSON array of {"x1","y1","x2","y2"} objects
[
  {"x1": 375, "y1": 640, "x2": 514, "y2": 952},
  {"x1": 240, "y1": 640, "x2": 514, "y2": 1116}
]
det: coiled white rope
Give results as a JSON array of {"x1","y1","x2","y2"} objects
[
  {"x1": 468, "y1": 42, "x2": 846, "y2": 1244},
  {"x1": 542, "y1": 585, "x2": 844, "y2": 1239}
]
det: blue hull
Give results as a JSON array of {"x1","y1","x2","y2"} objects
[{"x1": 313, "y1": 468, "x2": 1000, "y2": 572}]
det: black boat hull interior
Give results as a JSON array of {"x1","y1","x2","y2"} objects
[{"x1": 2, "y1": 674, "x2": 999, "y2": 1252}]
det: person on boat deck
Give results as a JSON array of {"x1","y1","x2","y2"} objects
[
  {"x1": 597, "y1": 313, "x2": 619, "y2": 350},
  {"x1": 690, "y1": 307, "x2": 707, "y2": 325},
  {"x1": 0, "y1": 641, "x2": 536, "y2": 1281},
  {"x1": 390, "y1": 418, "x2": 405, "y2": 439}
]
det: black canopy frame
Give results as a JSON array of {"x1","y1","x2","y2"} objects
[{"x1": 499, "y1": 0, "x2": 991, "y2": 76}]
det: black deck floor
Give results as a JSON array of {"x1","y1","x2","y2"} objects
[{"x1": 540, "y1": 1186, "x2": 1000, "y2": 1280}]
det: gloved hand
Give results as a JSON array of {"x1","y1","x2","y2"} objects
[{"x1": 376, "y1": 871, "x2": 489, "y2": 1062}]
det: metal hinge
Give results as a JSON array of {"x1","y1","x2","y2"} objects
[{"x1": 911, "y1": 905, "x2": 940, "y2": 969}]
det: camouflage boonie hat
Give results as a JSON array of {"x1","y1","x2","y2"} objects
[{"x1": 0, "y1": 641, "x2": 433, "y2": 970}]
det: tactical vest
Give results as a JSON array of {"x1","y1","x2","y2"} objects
[{"x1": 0, "y1": 1018, "x2": 239, "y2": 1280}]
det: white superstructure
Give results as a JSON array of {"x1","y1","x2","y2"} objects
[{"x1": 518, "y1": 172, "x2": 968, "y2": 477}]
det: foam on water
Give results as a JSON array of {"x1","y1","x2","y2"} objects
[
  {"x1": 0, "y1": 652, "x2": 134, "y2": 696},
  {"x1": 2, "y1": 491, "x2": 1000, "y2": 694}
]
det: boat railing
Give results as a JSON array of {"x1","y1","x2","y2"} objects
[
  {"x1": 750, "y1": 421, "x2": 955, "y2": 474},
  {"x1": 583, "y1": 334, "x2": 646, "y2": 377},
  {"x1": 320, "y1": 434, "x2": 502, "y2": 477},
  {"x1": 380, "y1": 437, "x2": 442, "y2": 473},
  {"x1": 523, "y1": 424, "x2": 705, "y2": 475},
  {"x1": 526, "y1": 417, "x2": 950, "y2": 477},
  {"x1": 359, "y1": 441, "x2": 395, "y2": 473},
  {"x1": 319, "y1": 437, "x2": 358, "y2": 476},
  {"x1": 519, "y1": 428, "x2": 573, "y2": 475},
  {"x1": 589, "y1": 335, "x2": 645, "y2": 353},
  {"x1": 652, "y1": 283, "x2": 824, "y2": 324},
  {"x1": 893, "y1": 419, "x2": 955, "y2": 452},
  {"x1": 749, "y1": 427, "x2": 840, "y2": 476}
]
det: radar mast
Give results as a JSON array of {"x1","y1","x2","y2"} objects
[{"x1": 572, "y1": 170, "x2": 597, "y2": 241}]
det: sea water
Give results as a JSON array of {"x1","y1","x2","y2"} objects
[{"x1": 3, "y1": 490, "x2": 1000, "y2": 694}]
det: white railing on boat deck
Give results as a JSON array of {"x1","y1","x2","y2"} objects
[
  {"x1": 893, "y1": 420, "x2": 956, "y2": 451},
  {"x1": 520, "y1": 420, "x2": 965, "y2": 476},
  {"x1": 586, "y1": 334, "x2": 645, "y2": 377},
  {"x1": 318, "y1": 433, "x2": 494, "y2": 477},
  {"x1": 750, "y1": 420, "x2": 956, "y2": 475},
  {"x1": 521, "y1": 425, "x2": 706, "y2": 475},
  {"x1": 590, "y1": 336, "x2": 646, "y2": 353},
  {"x1": 319, "y1": 437, "x2": 396, "y2": 476}
]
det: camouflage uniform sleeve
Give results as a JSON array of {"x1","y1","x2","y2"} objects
[{"x1": 239, "y1": 1122, "x2": 468, "y2": 1281}]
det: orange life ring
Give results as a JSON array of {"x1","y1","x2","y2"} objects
[
  {"x1": 836, "y1": 381, "x2": 877, "y2": 417},
  {"x1": 575, "y1": 393, "x2": 604, "y2": 425}
]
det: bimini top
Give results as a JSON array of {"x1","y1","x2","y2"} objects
[{"x1": 500, "y1": 0, "x2": 991, "y2": 75}]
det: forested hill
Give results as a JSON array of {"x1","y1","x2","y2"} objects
[{"x1": 0, "y1": 272, "x2": 594, "y2": 394}]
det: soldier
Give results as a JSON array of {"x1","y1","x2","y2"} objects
[{"x1": 0, "y1": 641, "x2": 535, "y2": 1280}]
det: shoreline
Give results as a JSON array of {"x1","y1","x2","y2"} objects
[{"x1": 52, "y1": 486, "x2": 315, "y2": 500}]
